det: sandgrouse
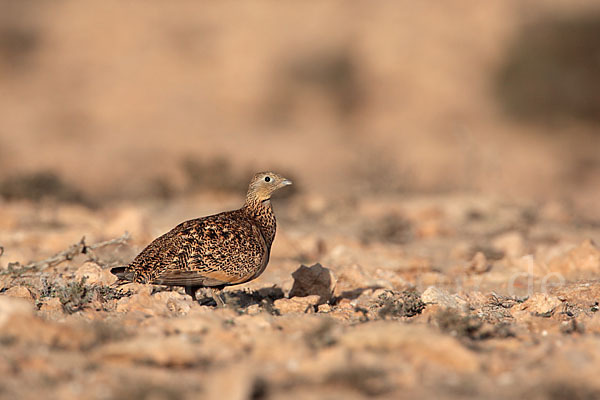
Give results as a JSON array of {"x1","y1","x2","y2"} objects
[{"x1": 111, "y1": 171, "x2": 292, "y2": 306}]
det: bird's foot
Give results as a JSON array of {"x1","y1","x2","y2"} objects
[
  {"x1": 184, "y1": 286, "x2": 198, "y2": 301},
  {"x1": 211, "y1": 288, "x2": 226, "y2": 308}
]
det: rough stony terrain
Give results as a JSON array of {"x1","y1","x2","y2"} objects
[{"x1": 2, "y1": 192, "x2": 600, "y2": 400}]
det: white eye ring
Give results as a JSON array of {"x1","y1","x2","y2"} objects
[{"x1": 264, "y1": 176, "x2": 271, "y2": 182}]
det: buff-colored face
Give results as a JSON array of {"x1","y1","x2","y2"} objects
[{"x1": 247, "y1": 171, "x2": 292, "y2": 201}]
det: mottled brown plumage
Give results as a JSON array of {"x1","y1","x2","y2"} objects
[{"x1": 111, "y1": 171, "x2": 292, "y2": 305}]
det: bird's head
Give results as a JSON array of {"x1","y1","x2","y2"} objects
[{"x1": 246, "y1": 171, "x2": 292, "y2": 204}]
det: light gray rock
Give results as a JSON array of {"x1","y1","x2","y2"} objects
[{"x1": 421, "y1": 287, "x2": 467, "y2": 310}]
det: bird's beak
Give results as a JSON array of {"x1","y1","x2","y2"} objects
[{"x1": 281, "y1": 179, "x2": 293, "y2": 186}]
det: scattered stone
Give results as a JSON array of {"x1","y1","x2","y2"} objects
[
  {"x1": 3, "y1": 285, "x2": 33, "y2": 301},
  {"x1": 552, "y1": 282, "x2": 600, "y2": 312},
  {"x1": 376, "y1": 290, "x2": 426, "y2": 319},
  {"x1": 245, "y1": 304, "x2": 261, "y2": 315},
  {"x1": 116, "y1": 290, "x2": 163, "y2": 316},
  {"x1": 421, "y1": 287, "x2": 467, "y2": 310},
  {"x1": 116, "y1": 291, "x2": 192, "y2": 316},
  {"x1": 435, "y1": 308, "x2": 514, "y2": 340},
  {"x1": 119, "y1": 283, "x2": 152, "y2": 296},
  {"x1": 516, "y1": 293, "x2": 562, "y2": 316},
  {"x1": 273, "y1": 295, "x2": 320, "y2": 314},
  {"x1": 318, "y1": 304, "x2": 332, "y2": 313},
  {"x1": 289, "y1": 263, "x2": 336, "y2": 305},
  {"x1": 7, "y1": 180, "x2": 600, "y2": 399},
  {"x1": 75, "y1": 261, "x2": 118, "y2": 286}
]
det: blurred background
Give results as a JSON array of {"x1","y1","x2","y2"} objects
[{"x1": 1, "y1": 0, "x2": 600, "y2": 218}]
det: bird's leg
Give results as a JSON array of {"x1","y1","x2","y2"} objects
[
  {"x1": 185, "y1": 286, "x2": 198, "y2": 301},
  {"x1": 211, "y1": 288, "x2": 225, "y2": 308}
]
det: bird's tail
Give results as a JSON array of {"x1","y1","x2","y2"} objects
[{"x1": 110, "y1": 266, "x2": 133, "y2": 282}]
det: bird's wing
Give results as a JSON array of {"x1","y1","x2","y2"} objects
[
  {"x1": 152, "y1": 269, "x2": 231, "y2": 287},
  {"x1": 146, "y1": 213, "x2": 266, "y2": 286}
]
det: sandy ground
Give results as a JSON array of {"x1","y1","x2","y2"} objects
[{"x1": 2, "y1": 191, "x2": 600, "y2": 400}]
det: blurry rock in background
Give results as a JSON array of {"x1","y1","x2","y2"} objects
[
  {"x1": 496, "y1": 13, "x2": 600, "y2": 126},
  {"x1": 0, "y1": 1, "x2": 599, "y2": 219}
]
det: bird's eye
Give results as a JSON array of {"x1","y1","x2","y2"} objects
[{"x1": 264, "y1": 176, "x2": 271, "y2": 182}]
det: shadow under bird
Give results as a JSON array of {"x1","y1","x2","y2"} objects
[{"x1": 111, "y1": 171, "x2": 292, "y2": 306}]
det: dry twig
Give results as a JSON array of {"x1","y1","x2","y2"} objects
[{"x1": 21, "y1": 232, "x2": 131, "y2": 272}]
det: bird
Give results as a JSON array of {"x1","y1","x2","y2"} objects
[{"x1": 111, "y1": 171, "x2": 292, "y2": 306}]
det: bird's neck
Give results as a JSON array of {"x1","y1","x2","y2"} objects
[{"x1": 243, "y1": 198, "x2": 276, "y2": 247}]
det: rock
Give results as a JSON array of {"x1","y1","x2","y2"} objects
[
  {"x1": 244, "y1": 304, "x2": 259, "y2": 315},
  {"x1": 119, "y1": 283, "x2": 152, "y2": 295},
  {"x1": 318, "y1": 304, "x2": 332, "y2": 313},
  {"x1": 460, "y1": 291, "x2": 490, "y2": 310},
  {"x1": 547, "y1": 240, "x2": 600, "y2": 278},
  {"x1": 116, "y1": 289, "x2": 190, "y2": 316},
  {"x1": 492, "y1": 231, "x2": 525, "y2": 258},
  {"x1": 553, "y1": 282, "x2": 600, "y2": 310},
  {"x1": 3, "y1": 285, "x2": 33, "y2": 301},
  {"x1": 517, "y1": 293, "x2": 562, "y2": 316},
  {"x1": 289, "y1": 263, "x2": 336, "y2": 305},
  {"x1": 75, "y1": 261, "x2": 117, "y2": 286},
  {"x1": 466, "y1": 251, "x2": 491, "y2": 274},
  {"x1": 274, "y1": 295, "x2": 320, "y2": 314},
  {"x1": 421, "y1": 287, "x2": 467, "y2": 310}
]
